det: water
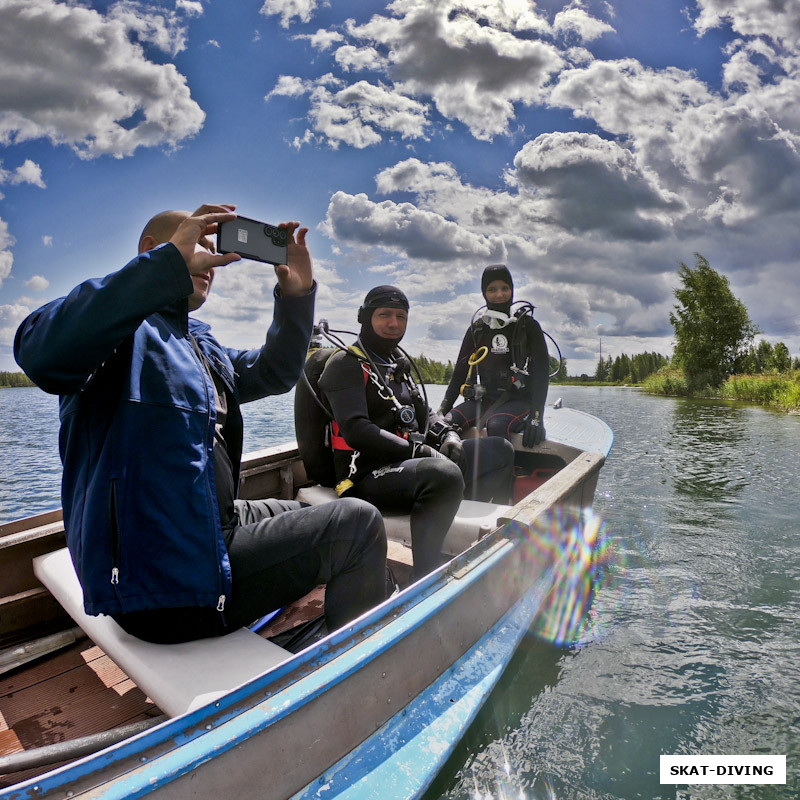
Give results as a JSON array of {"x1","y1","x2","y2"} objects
[
  {"x1": 1, "y1": 385, "x2": 798, "y2": 798},
  {"x1": 426, "y1": 387, "x2": 800, "y2": 800}
]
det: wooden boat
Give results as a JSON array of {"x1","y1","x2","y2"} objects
[{"x1": 0, "y1": 401, "x2": 612, "y2": 800}]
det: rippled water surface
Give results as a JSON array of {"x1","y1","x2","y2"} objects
[
  {"x1": 2, "y1": 385, "x2": 798, "y2": 799},
  {"x1": 426, "y1": 387, "x2": 800, "y2": 800}
]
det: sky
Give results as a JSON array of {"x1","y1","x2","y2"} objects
[{"x1": 1, "y1": 0, "x2": 800, "y2": 377}]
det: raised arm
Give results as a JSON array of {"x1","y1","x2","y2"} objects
[{"x1": 14, "y1": 210, "x2": 238, "y2": 395}]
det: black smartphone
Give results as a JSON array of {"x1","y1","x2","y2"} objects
[{"x1": 217, "y1": 216, "x2": 289, "y2": 265}]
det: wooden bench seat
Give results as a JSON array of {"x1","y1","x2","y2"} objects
[{"x1": 33, "y1": 549, "x2": 291, "y2": 717}]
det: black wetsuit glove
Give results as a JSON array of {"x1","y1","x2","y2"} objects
[
  {"x1": 522, "y1": 410, "x2": 545, "y2": 448},
  {"x1": 412, "y1": 441, "x2": 447, "y2": 459},
  {"x1": 439, "y1": 432, "x2": 463, "y2": 464}
]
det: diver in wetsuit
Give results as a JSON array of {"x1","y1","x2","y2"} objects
[
  {"x1": 439, "y1": 265, "x2": 550, "y2": 447},
  {"x1": 318, "y1": 286, "x2": 514, "y2": 579}
]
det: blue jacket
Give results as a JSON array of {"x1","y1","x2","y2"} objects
[{"x1": 14, "y1": 243, "x2": 315, "y2": 616}]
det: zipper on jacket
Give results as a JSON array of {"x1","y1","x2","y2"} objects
[
  {"x1": 108, "y1": 479, "x2": 121, "y2": 586},
  {"x1": 187, "y1": 333, "x2": 230, "y2": 615}
]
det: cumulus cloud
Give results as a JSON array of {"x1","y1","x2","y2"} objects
[
  {"x1": 0, "y1": 218, "x2": 14, "y2": 291},
  {"x1": 106, "y1": 0, "x2": 190, "y2": 57},
  {"x1": 509, "y1": 132, "x2": 686, "y2": 241},
  {"x1": 553, "y1": 4, "x2": 615, "y2": 42},
  {"x1": 0, "y1": 160, "x2": 46, "y2": 194},
  {"x1": 334, "y1": 45, "x2": 387, "y2": 73},
  {"x1": 176, "y1": 0, "x2": 204, "y2": 16},
  {"x1": 547, "y1": 54, "x2": 800, "y2": 223},
  {"x1": 295, "y1": 28, "x2": 345, "y2": 51},
  {"x1": 693, "y1": 0, "x2": 800, "y2": 44},
  {"x1": 260, "y1": 0, "x2": 320, "y2": 28},
  {"x1": 0, "y1": 303, "x2": 29, "y2": 350},
  {"x1": 347, "y1": 1, "x2": 566, "y2": 139},
  {"x1": 0, "y1": 0, "x2": 204, "y2": 158},
  {"x1": 323, "y1": 190, "x2": 506, "y2": 263},
  {"x1": 268, "y1": 0, "x2": 617, "y2": 142},
  {"x1": 269, "y1": 76, "x2": 428, "y2": 148},
  {"x1": 25, "y1": 275, "x2": 50, "y2": 292}
]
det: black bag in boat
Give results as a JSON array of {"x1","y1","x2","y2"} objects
[{"x1": 294, "y1": 347, "x2": 338, "y2": 487}]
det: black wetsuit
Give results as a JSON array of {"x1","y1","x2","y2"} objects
[
  {"x1": 319, "y1": 347, "x2": 514, "y2": 578},
  {"x1": 442, "y1": 313, "x2": 549, "y2": 439}
]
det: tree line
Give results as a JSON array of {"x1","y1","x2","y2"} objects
[
  {"x1": 0, "y1": 371, "x2": 35, "y2": 388},
  {"x1": 594, "y1": 352, "x2": 670, "y2": 384},
  {"x1": 412, "y1": 354, "x2": 568, "y2": 385}
]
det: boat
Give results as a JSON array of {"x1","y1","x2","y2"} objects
[{"x1": 0, "y1": 400, "x2": 612, "y2": 800}]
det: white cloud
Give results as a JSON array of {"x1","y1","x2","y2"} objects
[
  {"x1": 176, "y1": 0, "x2": 204, "y2": 16},
  {"x1": 260, "y1": 0, "x2": 320, "y2": 28},
  {"x1": 693, "y1": 0, "x2": 800, "y2": 44},
  {"x1": 267, "y1": 74, "x2": 313, "y2": 99},
  {"x1": 348, "y1": 1, "x2": 565, "y2": 140},
  {"x1": 0, "y1": 218, "x2": 14, "y2": 291},
  {"x1": 25, "y1": 275, "x2": 50, "y2": 291},
  {"x1": 295, "y1": 28, "x2": 344, "y2": 51},
  {"x1": 0, "y1": 159, "x2": 46, "y2": 190},
  {"x1": 334, "y1": 45, "x2": 387, "y2": 73},
  {"x1": 269, "y1": 77, "x2": 429, "y2": 148},
  {"x1": 553, "y1": 4, "x2": 615, "y2": 42},
  {"x1": 42, "y1": 236, "x2": 53, "y2": 248},
  {"x1": 509, "y1": 132, "x2": 686, "y2": 240},
  {"x1": 323, "y1": 190, "x2": 506, "y2": 264},
  {"x1": 0, "y1": 303, "x2": 30, "y2": 350},
  {"x1": 0, "y1": 0, "x2": 204, "y2": 159},
  {"x1": 107, "y1": 0, "x2": 190, "y2": 57},
  {"x1": 547, "y1": 55, "x2": 800, "y2": 223}
]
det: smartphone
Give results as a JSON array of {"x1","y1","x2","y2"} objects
[{"x1": 217, "y1": 216, "x2": 289, "y2": 265}]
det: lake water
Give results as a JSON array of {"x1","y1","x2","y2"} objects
[{"x1": 1, "y1": 385, "x2": 798, "y2": 798}]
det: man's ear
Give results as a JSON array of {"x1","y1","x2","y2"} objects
[{"x1": 139, "y1": 235, "x2": 159, "y2": 255}]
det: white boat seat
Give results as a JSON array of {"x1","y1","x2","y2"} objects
[
  {"x1": 296, "y1": 485, "x2": 511, "y2": 556},
  {"x1": 33, "y1": 548, "x2": 291, "y2": 717}
]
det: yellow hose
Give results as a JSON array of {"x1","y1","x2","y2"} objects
[{"x1": 460, "y1": 346, "x2": 488, "y2": 396}]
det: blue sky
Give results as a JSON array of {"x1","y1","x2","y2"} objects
[{"x1": 2, "y1": 0, "x2": 800, "y2": 376}]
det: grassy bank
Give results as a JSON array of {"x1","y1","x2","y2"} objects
[{"x1": 642, "y1": 368, "x2": 800, "y2": 413}]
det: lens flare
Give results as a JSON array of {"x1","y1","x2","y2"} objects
[{"x1": 507, "y1": 508, "x2": 617, "y2": 646}]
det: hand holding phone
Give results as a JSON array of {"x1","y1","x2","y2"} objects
[{"x1": 217, "y1": 216, "x2": 289, "y2": 266}]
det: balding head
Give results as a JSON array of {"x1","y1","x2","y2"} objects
[{"x1": 138, "y1": 210, "x2": 190, "y2": 254}]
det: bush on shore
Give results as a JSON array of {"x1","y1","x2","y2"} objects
[
  {"x1": 640, "y1": 368, "x2": 690, "y2": 396},
  {"x1": 643, "y1": 367, "x2": 800, "y2": 412}
]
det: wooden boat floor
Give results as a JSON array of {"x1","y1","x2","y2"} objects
[{"x1": 0, "y1": 543, "x2": 415, "y2": 788}]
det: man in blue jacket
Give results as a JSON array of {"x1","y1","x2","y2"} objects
[{"x1": 15, "y1": 203, "x2": 387, "y2": 644}]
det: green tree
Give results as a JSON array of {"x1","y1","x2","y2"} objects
[
  {"x1": 549, "y1": 355, "x2": 567, "y2": 382},
  {"x1": 669, "y1": 254, "x2": 758, "y2": 390},
  {"x1": 770, "y1": 342, "x2": 792, "y2": 373}
]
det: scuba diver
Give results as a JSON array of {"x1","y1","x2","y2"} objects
[
  {"x1": 313, "y1": 285, "x2": 514, "y2": 580},
  {"x1": 439, "y1": 265, "x2": 550, "y2": 447}
]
